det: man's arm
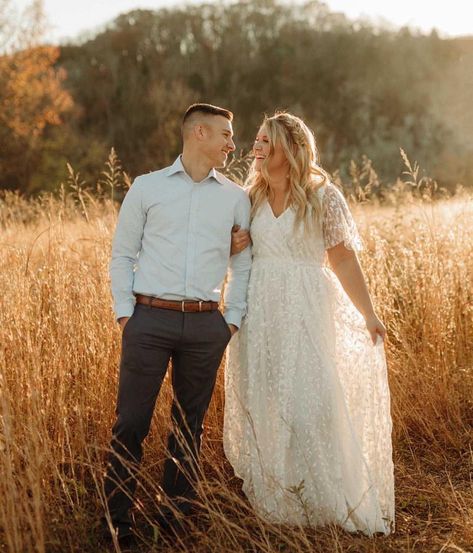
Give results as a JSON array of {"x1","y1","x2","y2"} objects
[
  {"x1": 223, "y1": 192, "x2": 252, "y2": 330},
  {"x1": 109, "y1": 178, "x2": 146, "y2": 320}
]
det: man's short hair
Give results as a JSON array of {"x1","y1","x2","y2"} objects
[{"x1": 182, "y1": 103, "x2": 233, "y2": 126}]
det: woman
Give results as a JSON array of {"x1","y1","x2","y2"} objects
[{"x1": 224, "y1": 112, "x2": 394, "y2": 535}]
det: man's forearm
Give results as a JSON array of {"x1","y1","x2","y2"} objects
[
  {"x1": 109, "y1": 178, "x2": 145, "y2": 319},
  {"x1": 109, "y1": 257, "x2": 136, "y2": 319},
  {"x1": 224, "y1": 248, "x2": 252, "y2": 328}
]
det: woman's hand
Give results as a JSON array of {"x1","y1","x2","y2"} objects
[
  {"x1": 364, "y1": 313, "x2": 386, "y2": 345},
  {"x1": 327, "y1": 244, "x2": 386, "y2": 346},
  {"x1": 230, "y1": 225, "x2": 251, "y2": 255}
]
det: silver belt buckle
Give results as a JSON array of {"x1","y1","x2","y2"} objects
[
  {"x1": 199, "y1": 301, "x2": 203, "y2": 312},
  {"x1": 181, "y1": 300, "x2": 186, "y2": 312}
]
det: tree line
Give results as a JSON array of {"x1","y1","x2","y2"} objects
[{"x1": 1, "y1": 0, "x2": 472, "y2": 193}]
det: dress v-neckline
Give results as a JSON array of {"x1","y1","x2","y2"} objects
[{"x1": 266, "y1": 200, "x2": 291, "y2": 220}]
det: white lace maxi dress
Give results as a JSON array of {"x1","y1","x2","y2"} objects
[{"x1": 223, "y1": 183, "x2": 394, "y2": 535}]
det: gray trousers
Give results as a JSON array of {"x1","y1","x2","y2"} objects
[{"x1": 104, "y1": 304, "x2": 232, "y2": 527}]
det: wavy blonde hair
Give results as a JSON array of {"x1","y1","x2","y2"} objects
[{"x1": 246, "y1": 111, "x2": 330, "y2": 230}]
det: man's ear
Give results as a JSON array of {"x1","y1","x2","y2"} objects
[{"x1": 194, "y1": 123, "x2": 207, "y2": 141}]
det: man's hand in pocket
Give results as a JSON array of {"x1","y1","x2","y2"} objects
[{"x1": 118, "y1": 317, "x2": 130, "y2": 331}]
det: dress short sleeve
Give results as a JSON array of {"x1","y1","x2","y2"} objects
[{"x1": 321, "y1": 184, "x2": 363, "y2": 251}]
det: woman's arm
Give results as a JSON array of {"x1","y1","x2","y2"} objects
[
  {"x1": 326, "y1": 243, "x2": 386, "y2": 344},
  {"x1": 230, "y1": 225, "x2": 251, "y2": 255}
]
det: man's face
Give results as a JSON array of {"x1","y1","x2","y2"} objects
[{"x1": 201, "y1": 116, "x2": 236, "y2": 168}]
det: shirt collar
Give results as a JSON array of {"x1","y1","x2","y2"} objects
[{"x1": 166, "y1": 155, "x2": 225, "y2": 185}]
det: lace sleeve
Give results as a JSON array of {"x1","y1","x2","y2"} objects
[{"x1": 322, "y1": 184, "x2": 363, "y2": 251}]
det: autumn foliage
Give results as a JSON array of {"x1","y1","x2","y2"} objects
[{"x1": 0, "y1": 45, "x2": 72, "y2": 190}]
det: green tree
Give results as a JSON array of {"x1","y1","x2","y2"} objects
[{"x1": 6, "y1": 0, "x2": 470, "y2": 192}]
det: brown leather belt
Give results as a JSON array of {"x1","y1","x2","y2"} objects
[{"x1": 135, "y1": 294, "x2": 219, "y2": 312}]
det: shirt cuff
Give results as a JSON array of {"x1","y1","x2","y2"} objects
[
  {"x1": 114, "y1": 301, "x2": 135, "y2": 320},
  {"x1": 223, "y1": 308, "x2": 243, "y2": 329}
]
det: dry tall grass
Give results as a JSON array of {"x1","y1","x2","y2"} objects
[{"x1": 0, "y1": 161, "x2": 472, "y2": 552}]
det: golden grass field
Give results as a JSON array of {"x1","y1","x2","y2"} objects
[{"x1": 0, "y1": 175, "x2": 472, "y2": 552}]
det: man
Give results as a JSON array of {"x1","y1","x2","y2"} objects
[{"x1": 104, "y1": 103, "x2": 251, "y2": 543}]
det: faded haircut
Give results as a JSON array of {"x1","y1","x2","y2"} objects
[{"x1": 182, "y1": 103, "x2": 233, "y2": 137}]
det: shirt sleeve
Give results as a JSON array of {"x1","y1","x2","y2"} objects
[
  {"x1": 322, "y1": 183, "x2": 363, "y2": 251},
  {"x1": 109, "y1": 178, "x2": 146, "y2": 319},
  {"x1": 223, "y1": 191, "x2": 252, "y2": 328}
]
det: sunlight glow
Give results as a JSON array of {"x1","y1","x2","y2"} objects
[{"x1": 15, "y1": 0, "x2": 473, "y2": 42}]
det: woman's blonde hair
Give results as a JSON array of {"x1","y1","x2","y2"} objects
[{"x1": 246, "y1": 111, "x2": 330, "y2": 230}]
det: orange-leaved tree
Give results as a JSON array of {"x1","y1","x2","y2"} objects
[{"x1": 0, "y1": 0, "x2": 72, "y2": 191}]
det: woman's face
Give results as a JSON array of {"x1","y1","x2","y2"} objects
[{"x1": 253, "y1": 125, "x2": 288, "y2": 174}]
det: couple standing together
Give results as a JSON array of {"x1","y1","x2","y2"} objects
[{"x1": 105, "y1": 103, "x2": 394, "y2": 543}]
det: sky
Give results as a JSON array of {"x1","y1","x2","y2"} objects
[{"x1": 15, "y1": 0, "x2": 473, "y2": 42}]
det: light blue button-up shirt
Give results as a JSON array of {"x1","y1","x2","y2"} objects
[{"x1": 109, "y1": 156, "x2": 252, "y2": 327}]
